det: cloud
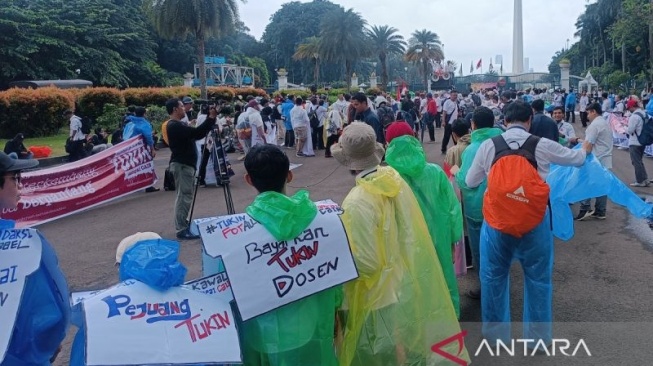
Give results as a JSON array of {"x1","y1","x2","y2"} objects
[{"x1": 238, "y1": 0, "x2": 588, "y2": 72}]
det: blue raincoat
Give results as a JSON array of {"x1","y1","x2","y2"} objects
[
  {"x1": 0, "y1": 219, "x2": 70, "y2": 366},
  {"x1": 123, "y1": 116, "x2": 155, "y2": 147}
]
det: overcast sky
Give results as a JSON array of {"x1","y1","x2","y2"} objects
[{"x1": 239, "y1": 0, "x2": 592, "y2": 73}]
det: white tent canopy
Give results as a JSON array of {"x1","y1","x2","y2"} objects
[{"x1": 578, "y1": 71, "x2": 598, "y2": 92}]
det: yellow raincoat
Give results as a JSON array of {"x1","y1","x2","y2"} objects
[{"x1": 338, "y1": 166, "x2": 469, "y2": 366}]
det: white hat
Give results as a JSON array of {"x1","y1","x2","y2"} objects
[
  {"x1": 332, "y1": 122, "x2": 385, "y2": 171},
  {"x1": 115, "y1": 232, "x2": 162, "y2": 264}
]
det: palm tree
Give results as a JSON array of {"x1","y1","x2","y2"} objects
[
  {"x1": 293, "y1": 37, "x2": 322, "y2": 86},
  {"x1": 318, "y1": 8, "x2": 370, "y2": 88},
  {"x1": 404, "y1": 29, "x2": 444, "y2": 91},
  {"x1": 144, "y1": 0, "x2": 241, "y2": 99},
  {"x1": 366, "y1": 25, "x2": 406, "y2": 91}
]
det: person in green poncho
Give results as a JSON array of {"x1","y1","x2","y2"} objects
[
  {"x1": 454, "y1": 106, "x2": 503, "y2": 299},
  {"x1": 241, "y1": 144, "x2": 340, "y2": 366},
  {"x1": 384, "y1": 121, "x2": 463, "y2": 318}
]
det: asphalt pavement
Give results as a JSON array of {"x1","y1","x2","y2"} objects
[{"x1": 45, "y1": 122, "x2": 653, "y2": 365}]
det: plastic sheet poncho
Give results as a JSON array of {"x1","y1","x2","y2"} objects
[
  {"x1": 70, "y1": 239, "x2": 188, "y2": 366},
  {"x1": 455, "y1": 127, "x2": 504, "y2": 221},
  {"x1": 339, "y1": 166, "x2": 469, "y2": 366},
  {"x1": 385, "y1": 135, "x2": 463, "y2": 317},
  {"x1": 0, "y1": 219, "x2": 70, "y2": 366},
  {"x1": 547, "y1": 152, "x2": 653, "y2": 240},
  {"x1": 242, "y1": 190, "x2": 341, "y2": 366}
]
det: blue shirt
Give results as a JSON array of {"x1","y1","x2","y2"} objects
[{"x1": 123, "y1": 116, "x2": 155, "y2": 147}]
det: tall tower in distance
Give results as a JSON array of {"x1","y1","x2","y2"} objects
[{"x1": 512, "y1": 0, "x2": 524, "y2": 74}]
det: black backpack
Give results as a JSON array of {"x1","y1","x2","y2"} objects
[
  {"x1": 309, "y1": 108, "x2": 320, "y2": 129},
  {"x1": 471, "y1": 93, "x2": 482, "y2": 107},
  {"x1": 80, "y1": 117, "x2": 93, "y2": 134},
  {"x1": 377, "y1": 106, "x2": 395, "y2": 127},
  {"x1": 634, "y1": 111, "x2": 653, "y2": 146}
]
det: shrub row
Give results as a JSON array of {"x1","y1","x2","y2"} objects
[{"x1": 0, "y1": 86, "x2": 268, "y2": 138}]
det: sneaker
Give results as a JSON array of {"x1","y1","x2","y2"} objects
[
  {"x1": 176, "y1": 229, "x2": 200, "y2": 240},
  {"x1": 144, "y1": 187, "x2": 160, "y2": 193},
  {"x1": 575, "y1": 210, "x2": 593, "y2": 221},
  {"x1": 296, "y1": 152, "x2": 305, "y2": 157},
  {"x1": 591, "y1": 212, "x2": 606, "y2": 220},
  {"x1": 466, "y1": 289, "x2": 481, "y2": 300},
  {"x1": 630, "y1": 181, "x2": 651, "y2": 187}
]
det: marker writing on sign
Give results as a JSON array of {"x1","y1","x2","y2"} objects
[
  {"x1": 218, "y1": 217, "x2": 258, "y2": 239},
  {"x1": 102, "y1": 295, "x2": 191, "y2": 323},
  {"x1": 0, "y1": 265, "x2": 18, "y2": 285},
  {"x1": 273, "y1": 257, "x2": 340, "y2": 298},
  {"x1": 245, "y1": 241, "x2": 288, "y2": 264},
  {"x1": 175, "y1": 311, "x2": 231, "y2": 342},
  {"x1": 267, "y1": 241, "x2": 319, "y2": 273}
]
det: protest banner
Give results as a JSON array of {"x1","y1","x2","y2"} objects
[
  {"x1": 198, "y1": 200, "x2": 358, "y2": 321},
  {"x1": 83, "y1": 280, "x2": 241, "y2": 365},
  {"x1": 608, "y1": 113, "x2": 630, "y2": 149},
  {"x1": 2, "y1": 137, "x2": 156, "y2": 228},
  {"x1": 0, "y1": 229, "x2": 42, "y2": 362}
]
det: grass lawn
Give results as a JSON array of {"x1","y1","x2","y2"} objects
[{"x1": 1, "y1": 129, "x2": 70, "y2": 158}]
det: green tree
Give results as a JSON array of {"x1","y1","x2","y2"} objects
[
  {"x1": 293, "y1": 37, "x2": 322, "y2": 85},
  {"x1": 318, "y1": 8, "x2": 370, "y2": 87},
  {"x1": 366, "y1": 25, "x2": 406, "y2": 91},
  {"x1": 405, "y1": 29, "x2": 444, "y2": 91},
  {"x1": 145, "y1": 0, "x2": 242, "y2": 99}
]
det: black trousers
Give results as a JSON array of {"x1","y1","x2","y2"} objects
[
  {"x1": 285, "y1": 129, "x2": 295, "y2": 148},
  {"x1": 426, "y1": 113, "x2": 435, "y2": 141},
  {"x1": 325, "y1": 134, "x2": 339, "y2": 157},
  {"x1": 312, "y1": 125, "x2": 324, "y2": 149},
  {"x1": 441, "y1": 122, "x2": 456, "y2": 152},
  {"x1": 580, "y1": 111, "x2": 588, "y2": 127},
  {"x1": 566, "y1": 109, "x2": 576, "y2": 123},
  {"x1": 435, "y1": 112, "x2": 442, "y2": 128}
]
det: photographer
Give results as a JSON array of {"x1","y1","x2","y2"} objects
[{"x1": 165, "y1": 98, "x2": 218, "y2": 240}]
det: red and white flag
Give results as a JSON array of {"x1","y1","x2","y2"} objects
[{"x1": 476, "y1": 59, "x2": 482, "y2": 70}]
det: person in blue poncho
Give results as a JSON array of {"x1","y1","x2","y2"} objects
[{"x1": 0, "y1": 151, "x2": 70, "y2": 365}]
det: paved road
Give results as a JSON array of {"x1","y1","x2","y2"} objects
[{"x1": 45, "y1": 123, "x2": 653, "y2": 365}]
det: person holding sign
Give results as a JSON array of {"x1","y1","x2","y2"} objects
[
  {"x1": 384, "y1": 122, "x2": 464, "y2": 318},
  {"x1": 331, "y1": 123, "x2": 469, "y2": 366},
  {"x1": 0, "y1": 151, "x2": 70, "y2": 365},
  {"x1": 239, "y1": 144, "x2": 341, "y2": 365}
]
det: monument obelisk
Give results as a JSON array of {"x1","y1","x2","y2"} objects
[{"x1": 512, "y1": 0, "x2": 524, "y2": 74}]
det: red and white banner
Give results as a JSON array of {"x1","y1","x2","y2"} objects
[{"x1": 2, "y1": 137, "x2": 156, "y2": 228}]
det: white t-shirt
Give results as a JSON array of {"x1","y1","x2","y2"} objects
[
  {"x1": 579, "y1": 96, "x2": 589, "y2": 112},
  {"x1": 248, "y1": 110, "x2": 266, "y2": 147},
  {"x1": 443, "y1": 99, "x2": 459, "y2": 123},
  {"x1": 585, "y1": 115, "x2": 613, "y2": 169},
  {"x1": 70, "y1": 116, "x2": 85, "y2": 141},
  {"x1": 290, "y1": 105, "x2": 309, "y2": 129}
]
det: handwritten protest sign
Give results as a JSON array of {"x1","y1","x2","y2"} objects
[
  {"x1": 198, "y1": 200, "x2": 358, "y2": 321},
  {"x1": 83, "y1": 280, "x2": 241, "y2": 365},
  {"x1": 0, "y1": 229, "x2": 42, "y2": 362},
  {"x1": 184, "y1": 271, "x2": 233, "y2": 303}
]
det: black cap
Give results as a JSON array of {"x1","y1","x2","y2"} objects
[{"x1": 0, "y1": 152, "x2": 38, "y2": 173}]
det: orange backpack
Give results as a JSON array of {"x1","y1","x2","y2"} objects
[{"x1": 483, "y1": 135, "x2": 550, "y2": 238}]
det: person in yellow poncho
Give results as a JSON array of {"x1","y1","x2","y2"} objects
[
  {"x1": 240, "y1": 144, "x2": 341, "y2": 366},
  {"x1": 331, "y1": 122, "x2": 469, "y2": 366},
  {"x1": 384, "y1": 122, "x2": 463, "y2": 318}
]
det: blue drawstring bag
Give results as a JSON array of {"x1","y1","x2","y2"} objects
[
  {"x1": 118, "y1": 239, "x2": 187, "y2": 290},
  {"x1": 547, "y1": 152, "x2": 653, "y2": 240}
]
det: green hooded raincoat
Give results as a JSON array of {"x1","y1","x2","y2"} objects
[
  {"x1": 385, "y1": 135, "x2": 463, "y2": 317},
  {"x1": 242, "y1": 190, "x2": 341, "y2": 366}
]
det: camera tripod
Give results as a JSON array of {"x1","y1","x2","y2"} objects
[{"x1": 187, "y1": 125, "x2": 236, "y2": 229}]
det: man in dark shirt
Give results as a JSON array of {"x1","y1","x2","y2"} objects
[
  {"x1": 529, "y1": 99, "x2": 559, "y2": 142},
  {"x1": 165, "y1": 98, "x2": 217, "y2": 240},
  {"x1": 4, "y1": 133, "x2": 32, "y2": 159},
  {"x1": 351, "y1": 92, "x2": 385, "y2": 145}
]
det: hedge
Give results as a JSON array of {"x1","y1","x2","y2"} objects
[
  {"x1": 0, "y1": 87, "x2": 74, "y2": 138},
  {"x1": 77, "y1": 87, "x2": 124, "y2": 120}
]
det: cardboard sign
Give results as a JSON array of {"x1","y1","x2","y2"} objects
[
  {"x1": 0, "y1": 229, "x2": 42, "y2": 362},
  {"x1": 184, "y1": 271, "x2": 233, "y2": 303},
  {"x1": 198, "y1": 200, "x2": 358, "y2": 321},
  {"x1": 84, "y1": 280, "x2": 241, "y2": 365}
]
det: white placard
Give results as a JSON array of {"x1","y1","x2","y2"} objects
[
  {"x1": 198, "y1": 200, "x2": 358, "y2": 321},
  {"x1": 183, "y1": 271, "x2": 233, "y2": 303},
  {"x1": 84, "y1": 280, "x2": 241, "y2": 365},
  {"x1": 0, "y1": 229, "x2": 42, "y2": 362}
]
